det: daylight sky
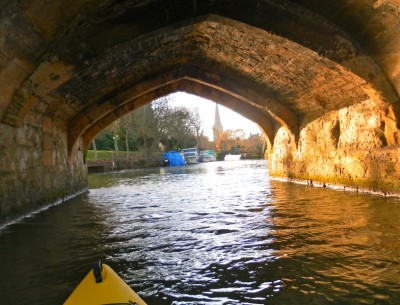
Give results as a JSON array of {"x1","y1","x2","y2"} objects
[{"x1": 168, "y1": 92, "x2": 261, "y2": 140}]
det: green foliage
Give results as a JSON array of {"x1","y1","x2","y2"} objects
[
  {"x1": 86, "y1": 150, "x2": 142, "y2": 161},
  {"x1": 217, "y1": 129, "x2": 265, "y2": 159},
  {"x1": 90, "y1": 96, "x2": 206, "y2": 157},
  {"x1": 86, "y1": 150, "x2": 113, "y2": 160},
  {"x1": 89, "y1": 129, "x2": 139, "y2": 151}
]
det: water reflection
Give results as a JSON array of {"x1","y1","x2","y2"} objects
[
  {"x1": 269, "y1": 181, "x2": 400, "y2": 304},
  {"x1": 0, "y1": 195, "x2": 112, "y2": 304},
  {"x1": 0, "y1": 161, "x2": 399, "y2": 304}
]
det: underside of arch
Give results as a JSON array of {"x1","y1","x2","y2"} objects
[
  {"x1": 47, "y1": 14, "x2": 396, "y2": 158},
  {"x1": 78, "y1": 77, "x2": 278, "y2": 155},
  {"x1": 2, "y1": 13, "x2": 398, "y2": 138}
]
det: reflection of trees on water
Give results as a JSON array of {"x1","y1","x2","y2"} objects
[{"x1": 269, "y1": 180, "x2": 400, "y2": 295}]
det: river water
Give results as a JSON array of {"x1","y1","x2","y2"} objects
[{"x1": 0, "y1": 160, "x2": 400, "y2": 304}]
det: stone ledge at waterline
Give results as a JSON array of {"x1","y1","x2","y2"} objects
[{"x1": 271, "y1": 175, "x2": 400, "y2": 198}]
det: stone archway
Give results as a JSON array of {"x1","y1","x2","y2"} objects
[
  {"x1": 53, "y1": 15, "x2": 394, "y2": 157},
  {"x1": 77, "y1": 79, "x2": 278, "y2": 156},
  {"x1": 1, "y1": 2, "x2": 400, "y2": 224}
]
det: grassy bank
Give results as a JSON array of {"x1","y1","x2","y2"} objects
[{"x1": 86, "y1": 150, "x2": 143, "y2": 161}]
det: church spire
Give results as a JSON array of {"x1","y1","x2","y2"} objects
[{"x1": 213, "y1": 103, "x2": 223, "y2": 142}]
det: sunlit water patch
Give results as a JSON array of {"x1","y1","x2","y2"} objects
[{"x1": 0, "y1": 160, "x2": 399, "y2": 304}]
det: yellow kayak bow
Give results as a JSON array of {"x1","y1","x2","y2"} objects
[{"x1": 63, "y1": 261, "x2": 147, "y2": 305}]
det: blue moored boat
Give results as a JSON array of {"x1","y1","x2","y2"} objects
[{"x1": 161, "y1": 151, "x2": 186, "y2": 166}]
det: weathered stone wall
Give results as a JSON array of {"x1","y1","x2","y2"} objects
[
  {"x1": 269, "y1": 99, "x2": 400, "y2": 195},
  {"x1": 1, "y1": 97, "x2": 399, "y2": 227},
  {"x1": 2, "y1": 1, "x2": 400, "y2": 225},
  {"x1": 0, "y1": 107, "x2": 87, "y2": 224}
]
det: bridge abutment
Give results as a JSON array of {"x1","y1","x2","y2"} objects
[
  {"x1": 0, "y1": 111, "x2": 87, "y2": 224},
  {"x1": 269, "y1": 99, "x2": 400, "y2": 195}
]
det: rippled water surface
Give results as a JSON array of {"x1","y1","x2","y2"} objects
[{"x1": 1, "y1": 160, "x2": 400, "y2": 304}]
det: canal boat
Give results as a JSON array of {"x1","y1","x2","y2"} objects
[
  {"x1": 160, "y1": 150, "x2": 186, "y2": 166},
  {"x1": 63, "y1": 261, "x2": 147, "y2": 305},
  {"x1": 198, "y1": 150, "x2": 216, "y2": 162},
  {"x1": 181, "y1": 147, "x2": 199, "y2": 164}
]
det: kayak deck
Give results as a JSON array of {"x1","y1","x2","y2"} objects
[{"x1": 63, "y1": 262, "x2": 147, "y2": 305}]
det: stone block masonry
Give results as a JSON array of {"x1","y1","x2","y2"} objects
[
  {"x1": 0, "y1": 109, "x2": 87, "y2": 225},
  {"x1": 269, "y1": 99, "x2": 400, "y2": 196}
]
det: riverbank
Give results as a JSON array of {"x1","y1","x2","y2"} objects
[{"x1": 86, "y1": 150, "x2": 159, "y2": 173}]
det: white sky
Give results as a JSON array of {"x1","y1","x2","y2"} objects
[{"x1": 167, "y1": 92, "x2": 261, "y2": 141}]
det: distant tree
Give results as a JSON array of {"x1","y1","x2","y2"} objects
[
  {"x1": 189, "y1": 107, "x2": 203, "y2": 147},
  {"x1": 218, "y1": 129, "x2": 244, "y2": 153},
  {"x1": 119, "y1": 114, "x2": 132, "y2": 154},
  {"x1": 111, "y1": 121, "x2": 120, "y2": 152},
  {"x1": 198, "y1": 134, "x2": 214, "y2": 151},
  {"x1": 216, "y1": 129, "x2": 265, "y2": 159},
  {"x1": 152, "y1": 96, "x2": 170, "y2": 135},
  {"x1": 90, "y1": 94, "x2": 212, "y2": 159},
  {"x1": 241, "y1": 133, "x2": 265, "y2": 159},
  {"x1": 153, "y1": 97, "x2": 200, "y2": 151},
  {"x1": 92, "y1": 127, "x2": 114, "y2": 150},
  {"x1": 160, "y1": 106, "x2": 197, "y2": 150},
  {"x1": 130, "y1": 103, "x2": 158, "y2": 159},
  {"x1": 92, "y1": 139, "x2": 98, "y2": 160}
]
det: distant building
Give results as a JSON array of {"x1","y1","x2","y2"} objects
[{"x1": 213, "y1": 103, "x2": 223, "y2": 145}]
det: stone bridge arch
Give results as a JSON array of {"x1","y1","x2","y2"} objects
[
  {"x1": 75, "y1": 79, "x2": 278, "y2": 157},
  {"x1": 1, "y1": 1, "x2": 400, "y2": 224},
  {"x1": 46, "y1": 15, "x2": 397, "y2": 158}
]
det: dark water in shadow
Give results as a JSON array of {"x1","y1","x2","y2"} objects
[{"x1": 0, "y1": 160, "x2": 399, "y2": 304}]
